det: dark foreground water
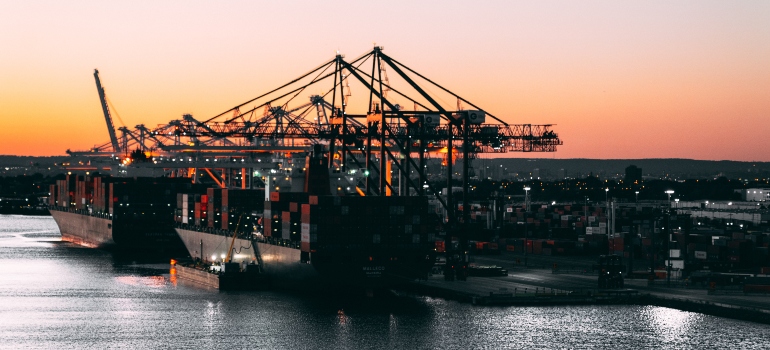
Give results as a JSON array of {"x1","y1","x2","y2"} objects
[{"x1": 1, "y1": 215, "x2": 769, "y2": 349}]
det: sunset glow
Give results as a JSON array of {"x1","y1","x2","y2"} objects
[{"x1": 1, "y1": 1, "x2": 768, "y2": 160}]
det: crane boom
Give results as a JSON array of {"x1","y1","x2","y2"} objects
[{"x1": 94, "y1": 69, "x2": 121, "y2": 153}]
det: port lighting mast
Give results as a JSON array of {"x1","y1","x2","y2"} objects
[{"x1": 94, "y1": 69, "x2": 121, "y2": 154}]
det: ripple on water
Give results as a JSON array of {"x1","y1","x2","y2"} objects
[{"x1": 1, "y1": 215, "x2": 770, "y2": 349}]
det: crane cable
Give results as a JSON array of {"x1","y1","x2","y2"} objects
[{"x1": 104, "y1": 94, "x2": 126, "y2": 128}]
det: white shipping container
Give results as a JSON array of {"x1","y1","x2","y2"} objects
[{"x1": 664, "y1": 259, "x2": 685, "y2": 269}]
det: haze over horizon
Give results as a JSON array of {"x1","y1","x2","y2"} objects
[{"x1": 2, "y1": 1, "x2": 768, "y2": 160}]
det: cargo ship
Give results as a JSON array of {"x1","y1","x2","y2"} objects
[
  {"x1": 175, "y1": 193, "x2": 438, "y2": 290},
  {"x1": 48, "y1": 149, "x2": 438, "y2": 290},
  {"x1": 47, "y1": 175, "x2": 204, "y2": 255},
  {"x1": 173, "y1": 152, "x2": 438, "y2": 291}
]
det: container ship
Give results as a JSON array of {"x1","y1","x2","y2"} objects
[
  {"x1": 173, "y1": 151, "x2": 438, "y2": 291},
  {"x1": 47, "y1": 175, "x2": 204, "y2": 255}
]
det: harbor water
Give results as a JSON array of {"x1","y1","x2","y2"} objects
[{"x1": 1, "y1": 215, "x2": 768, "y2": 349}]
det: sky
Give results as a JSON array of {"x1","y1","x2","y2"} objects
[{"x1": 1, "y1": 1, "x2": 769, "y2": 160}]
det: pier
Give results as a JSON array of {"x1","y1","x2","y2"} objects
[{"x1": 401, "y1": 253, "x2": 770, "y2": 325}]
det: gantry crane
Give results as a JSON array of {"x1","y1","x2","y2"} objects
[{"x1": 70, "y1": 48, "x2": 562, "y2": 213}]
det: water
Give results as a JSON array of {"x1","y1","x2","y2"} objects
[{"x1": 1, "y1": 215, "x2": 768, "y2": 349}]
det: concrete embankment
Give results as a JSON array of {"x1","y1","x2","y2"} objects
[
  {"x1": 641, "y1": 294, "x2": 770, "y2": 325},
  {"x1": 401, "y1": 269, "x2": 770, "y2": 325},
  {"x1": 400, "y1": 276, "x2": 642, "y2": 306}
]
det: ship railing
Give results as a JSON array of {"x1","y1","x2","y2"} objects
[{"x1": 48, "y1": 205, "x2": 111, "y2": 219}]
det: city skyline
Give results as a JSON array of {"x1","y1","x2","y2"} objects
[{"x1": 2, "y1": 1, "x2": 769, "y2": 160}]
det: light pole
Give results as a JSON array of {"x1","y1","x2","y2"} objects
[
  {"x1": 605, "y1": 188, "x2": 610, "y2": 239},
  {"x1": 524, "y1": 186, "x2": 531, "y2": 267},
  {"x1": 524, "y1": 186, "x2": 531, "y2": 212},
  {"x1": 665, "y1": 190, "x2": 674, "y2": 286},
  {"x1": 635, "y1": 191, "x2": 639, "y2": 203}
]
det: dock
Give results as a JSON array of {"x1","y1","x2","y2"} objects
[{"x1": 400, "y1": 254, "x2": 770, "y2": 325}]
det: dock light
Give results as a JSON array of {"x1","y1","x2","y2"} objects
[
  {"x1": 211, "y1": 255, "x2": 217, "y2": 261},
  {"x1": 220, "y1": 254, "x2": 226, "y2": 260}
]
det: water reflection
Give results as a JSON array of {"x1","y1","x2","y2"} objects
[
  {"x1": 643, "y1": 306, "x2": 702, "y2": 343},
  {"x1": 2, "y1": 215, "x2": 770, "y2": 349},
  {"x1": 113, "y1": 275, "x2": 167, "y2": 288}
]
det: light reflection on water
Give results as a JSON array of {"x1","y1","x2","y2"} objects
[{"x1": 1, "y1": 215, "x2": 769, "y2": 349}]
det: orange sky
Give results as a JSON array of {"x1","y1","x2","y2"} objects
[{"x1": 1, "y1": 1, "x2": 769, "y2": 160}]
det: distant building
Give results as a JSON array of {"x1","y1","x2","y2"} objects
[
  {"x1": 625, "y1": 165, "x2": 642, "y2": 184},
  {"x1": 743, "y1": 188, "x2": 770, "y2": 202}
]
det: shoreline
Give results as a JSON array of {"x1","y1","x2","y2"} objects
[{"x1": 399, "y1": 271, "x2": 770, "y2": 325}]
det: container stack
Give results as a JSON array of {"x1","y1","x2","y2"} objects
[
  {"x1": 207, "y1": 188, "x2": 223, "y2": 229},
  {"x1": 298, "y1": 195, "x2": 434, "y2": 253},
  {"x1": 176, "y1": 188, "x2": 263, "y2": 233},
  {"x1": 263, "y1": 192, "x2": 309, "y2": 238}
]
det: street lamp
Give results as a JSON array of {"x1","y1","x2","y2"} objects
[
  {"x1": 523, "y1": 186, "x2": 531, "y2": 267},
  {"x1": 605, "y1": 188, "x2": 611, "y2": 242},
  {"x1": 665, "y1": 190, "x2": 674, "y2": 207},
  {"x1": 635, "y1": 191, "x2": 639, "y2": 203},
  {"x1": 523, "y1": 186, "x2": 531, "y2": 212},
  {"x1": 664, "y1": 190, "x2": 674, "y2": 286}
]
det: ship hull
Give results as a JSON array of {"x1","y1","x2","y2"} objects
[
  {"x1": 175, "y1": 228, "x2": 433, "y2": 291},
  {"x1": 176, "y1": 228, "x2": 322, "y2": 290},
  {"x1": 50, "y1": 209, "x2": 187, "y2": 256},
  {"x1": 50, "y1": 210, "x2": 113, "y2": 248}
]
